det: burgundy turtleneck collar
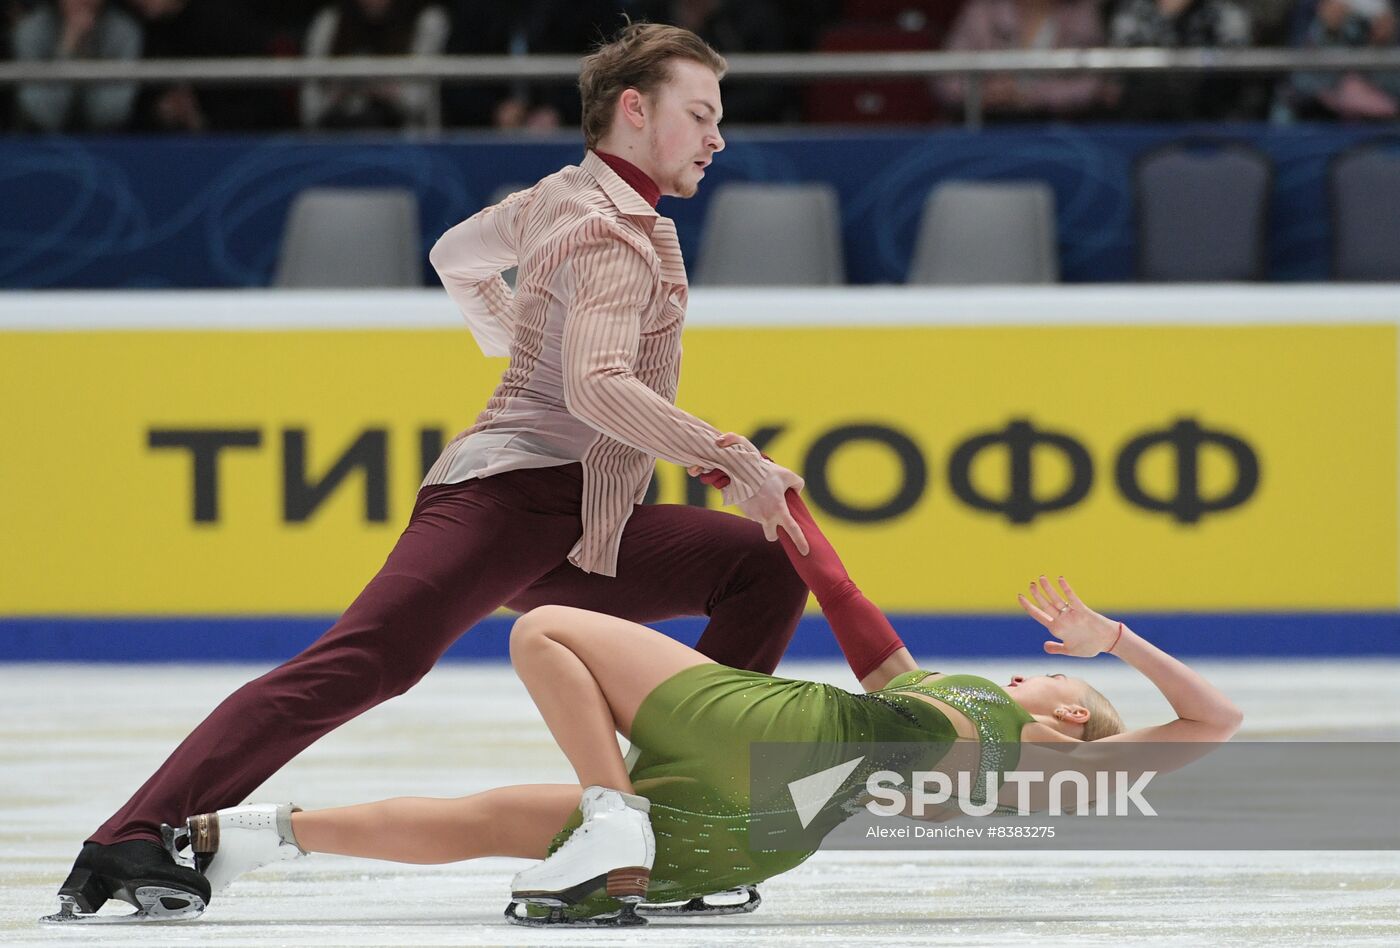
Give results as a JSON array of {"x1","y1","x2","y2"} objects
[{"x1": 595, "y1": 151, "x2": 661, "y2": 209}]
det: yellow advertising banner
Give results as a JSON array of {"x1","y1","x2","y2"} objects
[{"x1": 2, "y1": 323, "x2": 1394, "y2": 614}]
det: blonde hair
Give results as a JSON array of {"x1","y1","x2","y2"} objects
[
  {"x1": 1079, "y1": 683, "x2": 1125, "y2": 742},
  {"x1": 578, "y1": 22, "x2": 727, "y2": 150}
]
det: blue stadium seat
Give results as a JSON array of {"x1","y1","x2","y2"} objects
[
  {"x1": 1330, "y1": 143, "x2": 1400, "y2": 281},
  {"x1": 1135, "y1": 143, "x2": 1271, "y2": 282}
]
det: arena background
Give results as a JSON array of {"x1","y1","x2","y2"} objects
[
  {"x1": 4, "y1": 5, "x2": 1400, "y2": 942},
  {"x1": 4, "y1": 124, "x2": 1400, "y2": 666}
]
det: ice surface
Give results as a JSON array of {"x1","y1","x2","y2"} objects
[{"x1": 3, "y1": 659, "x2": 1397, "y2": 946}]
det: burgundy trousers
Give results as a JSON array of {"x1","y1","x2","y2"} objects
[{"x1": 92, "y1": 464, "x2": 808, "y2": 845}]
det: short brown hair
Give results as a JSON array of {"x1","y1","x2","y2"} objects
[{"x1": 578, "y1": 22, "x2": 727, "y2": 150}]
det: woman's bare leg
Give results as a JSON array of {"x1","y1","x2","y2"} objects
[
  {"x1": 508, "y1": 605, "x2": 716, "y2": 793},
  {"x1": 290, "y1": 608, "x2": 714, "y2": 867},
  {"x1": 290, "y1": 784, "x2": 581, "y2": 863}
]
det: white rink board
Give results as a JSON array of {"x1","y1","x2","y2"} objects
[
  {"x1": 5, "y1": 284, "x2": 1400, "y2": 330},
  {"x1": 2, "y1": 659, "x2": 1398, "y2": 947}
]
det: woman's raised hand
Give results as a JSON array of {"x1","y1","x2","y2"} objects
[{"x1": 1016, "y1": 576, "x2": 1120, "y2": 658}]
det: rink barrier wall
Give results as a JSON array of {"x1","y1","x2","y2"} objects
[
  {"x1": 2, "y1": 613, "x2": 1397, "y2": 661},
  {"x1": 3, "y1": 286, "x2": 1398, "y2": 657}
]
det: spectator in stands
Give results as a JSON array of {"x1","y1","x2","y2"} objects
[
  {"x1": 301, "y1": 0, "x2": 449, "y2": 130},
  {"x1": 1, "y1": 4, "x2": 11, "y2": 129},
  {"x1": 1237, "y1": 0, "x2": 1295, "y2": 44},
  {"x1": 257, "y1": 1, "x2": 322, "y2": 55},
  {"x1": 780, "y1": 0, "x2": 842, "y2": 51},
  {"x1": 1107, "y1": 0, "x2": 1260, "y2": 120},
  {"x1": 127, "y1": 0, "x2": 290, "y2": 131},
  {"x1": 11, "y1": 0, "x2": 141, "y2": 131},
  {"x1": 442, "y1": 0, "x2": 623, "y2": 130},
  {"x1": 936, "y1": 0, "x2": 1116, "y2": 121},
  {"x1": 1286, "y1": 0, "x2": 1400, "y2": 120},
  {"x1": 634, "y1": 0, "x2": 799, "y2": 121}
]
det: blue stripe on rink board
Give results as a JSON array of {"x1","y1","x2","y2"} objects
[{"x1": 1, "y1": 613, "x2": 1397, "y2": 662}]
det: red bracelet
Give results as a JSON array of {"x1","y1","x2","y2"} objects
[{"x1": 1107, "y1": 622, "x2": 1124, "y2": 654}]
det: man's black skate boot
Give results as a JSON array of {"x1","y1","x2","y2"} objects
[{"x1": 43, "y1": 840, "x2": 212, "y2": 923}]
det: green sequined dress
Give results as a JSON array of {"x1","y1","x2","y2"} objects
[{"x1": 547, "y1": 664, "x2": 1035, "y2": 908}]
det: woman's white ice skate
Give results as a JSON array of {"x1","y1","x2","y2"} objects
[
  {"x1": 505, "y1": 786, "x2": 654, "y2": 927},
  {"x1": 162, "y1": 803, "x2": 305, "y2": 898}
]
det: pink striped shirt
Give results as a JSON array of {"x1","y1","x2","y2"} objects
[{"x1": 424, "y1": 150, "x2": 770, "y2": 576}]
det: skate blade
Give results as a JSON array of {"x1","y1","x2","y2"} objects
[
  {"x1": 638, "y1": 885, "x2": 761, "y2": 917},
  {"x1": 41, "y1": 887, "x2": 207, "y2": 925},
  {"x1": 504, "y1": 899, "x2": 647, "y2": 928},
  {"x1": 161, "y1": 822, "x2": 196, "y2": 870}
]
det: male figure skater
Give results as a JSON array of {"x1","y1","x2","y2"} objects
[{"x1": 47, "y1": 22, "x2": 810, "y2": 923}]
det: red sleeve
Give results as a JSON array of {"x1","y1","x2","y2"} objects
[
  {"x1": 695, "y1": 470, "x2": 905, "y2": 679},
  {"x1": 774, "y1": 490, "x2": 905, "y2": 680}
]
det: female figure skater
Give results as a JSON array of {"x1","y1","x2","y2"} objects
[{"x1": 165, "y1": 447, "x2": 1242, "y2": 928}]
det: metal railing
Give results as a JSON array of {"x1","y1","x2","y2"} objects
[{"x1": 2, "y1": 48, "x2": 1398, "y2": 131}]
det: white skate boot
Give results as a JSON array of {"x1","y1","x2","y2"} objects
[
  {"x1": 162, "y1": 803, "x2": 305, "y2": 898},
  {"x1": 505, "y1": 786, "x2": 654, "y2": 927}
]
